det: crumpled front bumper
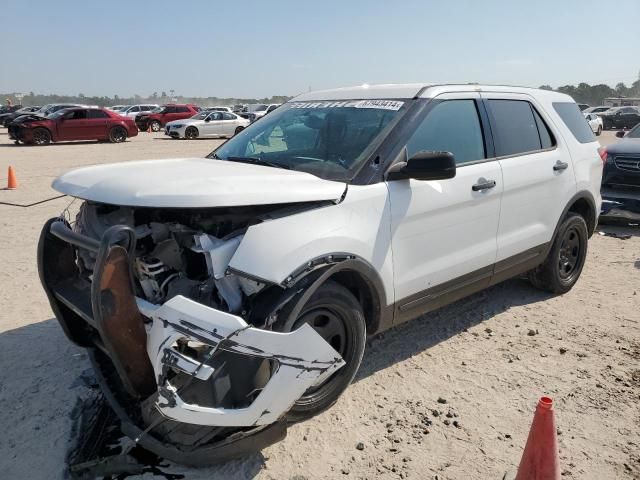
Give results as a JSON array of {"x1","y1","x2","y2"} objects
[{"x1": 37, "y1": 217, "x2": 344, "y2": 462}]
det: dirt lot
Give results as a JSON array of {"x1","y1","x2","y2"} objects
[{"x1": 0, "y1": 130, "x2": 638, "y2": 479}]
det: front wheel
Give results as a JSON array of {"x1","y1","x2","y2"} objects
[
  {"x1": 32, "y1": 127, "x2": 51, "y2": 145},
  {"x1": 108, "y1": 126, "x2": 127, "y2": 143},
  {"x1": 528, "y1": 213, "x2": 588, "y2": 294},
  {"x1": 150, "y1": 120, "x2": 161, "y2": 132},
  {"x1": 275, "y1": 281, "x2": 366, "y2": 422},
  {"x1": 184, "y1": 126, "x2": 198, "y2": 139}
]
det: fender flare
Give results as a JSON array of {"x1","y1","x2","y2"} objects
[{"x1": 554, "y1": 190, "x2": 598, "y2": 241}]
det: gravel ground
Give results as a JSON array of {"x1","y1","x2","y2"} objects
[{"x1": 0, "y1": 129, "x2": 638, "y2": 479}]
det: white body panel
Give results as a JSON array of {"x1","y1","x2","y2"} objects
[
  {"x1": 165, "y1": 113, "x2": 249, "y2": 138},
  {"x1": 229, "y1": 183, "x2": 395, "y2": 304},
  {"x1": 52, "y1": 158, "x2": 346, "y2": 207},
  {"x1": 585, "y1": 113, "x2": 603, "y2": 134}
]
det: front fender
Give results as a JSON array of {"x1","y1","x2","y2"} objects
[{"x1": 228, "y1": 183, "x2": 394, "y2": 307}]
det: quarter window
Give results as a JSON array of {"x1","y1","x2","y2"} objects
[
  {"x1": 552, "y1": 102, "x2": 595, "y2": 144},
  {"x1": 406, "y1": 99, "x2": 485, "y2": 165},
  {"x1": 531, "y1": 108, "x2": 555, "y2": 149}
]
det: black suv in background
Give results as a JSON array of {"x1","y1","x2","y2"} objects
[{"x1": 600, "y1": 106, "x2": 640, "y2": 130}]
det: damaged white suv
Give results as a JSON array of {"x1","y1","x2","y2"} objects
[{"x1": 39, "y1": 84, "x2": 602, "y2": 465}]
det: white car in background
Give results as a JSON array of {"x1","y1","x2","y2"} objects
[
  {"x1": 164, "y1": 110, "x2": 250, "y2": 139},
  {"x1": 108, "y1": 105, "x2": 128, "y2": 112},
  {"x1": 584, "y1": 112, "x2": 603, "y2": 136},
  {"x1": 204, "y1": 106, "x2": 233, "y2": 113},
  {"x1": 583, "y1": 106, "x2": 610, "y2": 115},
  {"x1": 240, "y1": 103, "x2": 280, "y2": 122},
  {"x1": 118, "y1": 104, "x2": 159, "y2": 118}
]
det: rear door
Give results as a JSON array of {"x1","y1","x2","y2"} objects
[
  {"x1": 387, "y1": 93, "x2": 502, "y2": 321},
  {"x1": 482, "y1": 94, "x2": 576, "y2": 273},
  {"x1": 221, "y1": 112, "x2": 238, "y2": 135},
  {"x1": 86, "y1": 109, "x2": 110, "y2": 138}
]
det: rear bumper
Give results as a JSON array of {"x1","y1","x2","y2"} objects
[{"x1": 37, "y1": 217, "x2": 344, "y2": 463}]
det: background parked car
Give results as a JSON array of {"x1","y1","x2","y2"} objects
[
  {"x1": 600, "y1": 106, "x2": 640, "y2": 130},
  {"x1": 583, "y1": 106, "x2": 610, "y2": 114},
  {"x1": 165, "y1": 110, "x2": 250, "y2": 139},
  {"x1": 599, "y1": 125, "x2": 640, "y2": 189},
  {"x1": 577, "y1": 103, "x2": 590, "y2": 111},
  {"x1": 0, "y1": 105, "x2": 41, "y2": 126},
  {"x1": 203, "y1": 106, "x2": 233, "y2": 113},
  {"x1": 584, "y1": 112, "x2": 603, "y2": 136},
  {"x1": 108, "y1": 105, "x2": 128, "y2": 112},
  {"x1": 118, "y1": 104, "x2": 159, "y2": 118},
  {"x1": 239, "y1": 103, "x2": 280, "y2": 122},
  {"x1": 8, "y1": 107, "x2": 138, "y2": 145},
  {"x1": 135, "y1": 104, "x2": 200, "y2": 132}
]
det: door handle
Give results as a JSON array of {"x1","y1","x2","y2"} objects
[
  {"x1": 472, "y1": 179, "x2": 496, "y2": 191},
  {"x1": 553, "y1": 161, "x2": 569, "y2": 171}
]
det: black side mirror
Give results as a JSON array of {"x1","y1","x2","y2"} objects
[
  {"x1": 387, "y1": 151, "x2": 456, "y2": 181},
  {"x1": 616, "y1": 131, "x2": 626, "y2": 138}
]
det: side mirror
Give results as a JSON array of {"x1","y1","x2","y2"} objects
[
  {"x1": 616, "y1": 131, "x2": 626, "y2": 138},
  {"x1": 387, "y1": 151, "x2": 456, "y2": 181},
  {"x1": 205, "y1": 118, "x2": 210, "y2": 122}
]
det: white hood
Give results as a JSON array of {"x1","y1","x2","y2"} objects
[{"x1": 52, "y1": 158, "x2": 346, "y2": 208}]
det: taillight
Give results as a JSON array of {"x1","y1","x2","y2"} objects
[{"x1": 598, "y1": 147, "x2": 608, "y2": 164}]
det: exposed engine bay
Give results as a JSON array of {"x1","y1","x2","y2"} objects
[{"x1": 38, "y1": 200, "x2": 346, "y2": 465}]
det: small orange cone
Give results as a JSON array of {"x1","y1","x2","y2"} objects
[
  {"x1": 7, "y1": 166, "x2": 17, "y2": 190},
  {"x1": 515, "y1": 396, "x2": 560, "y2": 480}
]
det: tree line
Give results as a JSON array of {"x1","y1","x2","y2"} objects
[
  {"x1": 1, "y1": 91, "x2": 292, "y2": 108},
  {"x1": 539, "y1": 79, "x2": 640, "y2": 106}
]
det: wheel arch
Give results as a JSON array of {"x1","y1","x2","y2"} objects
[{"x1": 564, "y1": 191, "x2": 597, "y2": 237}]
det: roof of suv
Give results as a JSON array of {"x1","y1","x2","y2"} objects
[{"x1": 293, "y1": 83, "x2": 574, "y2": 103}]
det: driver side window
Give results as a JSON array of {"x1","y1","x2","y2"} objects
[{"x1": 406, "y1": 100, "x2": 486, "y2": 165}]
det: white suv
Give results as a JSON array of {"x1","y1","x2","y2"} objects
[{"x1": 39, "y1": 83, "x2": 602, "y2": 465}]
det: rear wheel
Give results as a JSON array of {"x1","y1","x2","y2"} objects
[
  {"x1": 150, "y1": 120, "x2": 161, "y2": 132},
  {"x1": 234, "y1": 126, "x2": 244, "y2": 135},
  {"x1": 275, "y1": 281, "x2": 366, "y2": 422},
  {"x1": 596, "y1": 125, "x2": 602, "y2": 136},
  {"x1": 184, "y1": 126, "x2": 199, "y2": 139},
  {"x1": 32, "y1": 128, "x2": 51, "y2": 145},
  {"x1": 528, "y1": 213, "x2": 588, "y2": 294},
  {"x1": 108, "y1": 126, "x2": 127, "y2": 143}
]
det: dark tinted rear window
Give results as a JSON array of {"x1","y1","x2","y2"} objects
[
  {"x1": 87, "y1": 109, "x2": 109, "y2": 118},
  {"x1": 552, "y1": 102, "x2": 595, "y2": 143},
  {"x1": 488, "y1": 100, "x2": 542, "y2": 156}
]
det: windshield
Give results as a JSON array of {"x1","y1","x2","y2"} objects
[
  {"x1": 625, "y1": 124, "x2": 640, "y2": 138},
  {"x1": 151, "y1": 106, "x2": 165, "y2": 113},
  {"x1": 248, "y1": 104, "x2": 268, "y2": 112},
  {"x1": 209, "y1": 99, "x2": 408, "y2": 181},
  {"x1": 49, "y1": 109, "x2": 72, "y2": 119},
  {"x1": 190, "y1": 111, "x2": 210, "y2": 120}
]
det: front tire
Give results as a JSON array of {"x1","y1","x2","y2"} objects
[
  {"x1": 150, "y1": 120, "x2": 161, "y2": 132},
  {"x1": 184, "y1": 126, "x2": 198, "y2": 139},
  {"x1": 108, "y1": 126, "x2": 127, "y2": 143},
  {"x1": 32, "y1": 128, "x2": 51, "y2": 145},
  {"x1": 276, "y1": 281, "x2": 366, "y2": 422},
  {"x1": 528, "y1": 213, "x2": 588, "y2": 294}
]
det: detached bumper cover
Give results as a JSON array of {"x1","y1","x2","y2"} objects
[
  {"x1": 38, "y1": 218, "x2": 344, "y2": 462},
  {"x1": 600, "y1": 188, "x2": 640, "y2": 223}
]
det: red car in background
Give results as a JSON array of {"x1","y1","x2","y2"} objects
[
  {"x1": 8, "y1": 107, "x2": 138, "y2": 145},
  {"x1": 135, "y1": 104, "x2": 200, "y2": 132}
]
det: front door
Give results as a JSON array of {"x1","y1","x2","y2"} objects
[
  {"x1": 201, "y1": 112, "x2": 224, "y2": 136},
  {"x1": 387, "y1": 93, "x2": 502, "y2": 322},
  {"x1": 57, "y1": 109, "x2": 92, "y2": 140}
]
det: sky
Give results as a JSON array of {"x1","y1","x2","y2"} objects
[{"x1": 1, "y1": 0, "x2": 639, "y2": 99}]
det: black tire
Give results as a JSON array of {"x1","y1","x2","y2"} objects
[
  {"x1": 32, "y1": 127, "x2": 51, "y2": 145},
  {"x1": 184, "y1": 126, "x2": 199, "y2": 139},
  {"x1": 108, "y1": 126, "x2": 127, "y2": 143},
  {"x1": 234, "y1": 126, "x2": 244, "y2": 135},
  {"x1": 150, "y1": 120, "x2": 161, "y2": 132},
  {"x1": 275, "y1": 281, "x2": 366, "y2": 422},
  {"x1": 596, "y1": 126, "x2": 602, "y2": 136},
  {"x1": 528, "y1": 213, "x2": 588, "y2": 294}
]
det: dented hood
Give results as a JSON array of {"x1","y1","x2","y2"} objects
[{"x1": 52, "y1": 158, "x2": 346, "y2": 207}]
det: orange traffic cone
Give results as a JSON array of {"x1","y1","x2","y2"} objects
[
  {"x1": 7, "y1": 166, "x2": 17, "y2": 190},
  {"x1": 515, "y1": 397, "x2": 560, "y2": 480}
]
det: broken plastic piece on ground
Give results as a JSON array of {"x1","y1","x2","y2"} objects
[
  {"x1": 139, "y1": 295, "x2": 346, "y2": 427},
  {"x1": 597, "y1": 231, "x2": 632, "y2": 240}
]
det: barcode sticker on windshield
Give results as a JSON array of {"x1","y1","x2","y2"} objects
[
  {"x1": 289, "y1": 100, "x2": 404, "y2": 110},
  {"x1": 354, "y1": 100, "x2": 404, "y2": 110}
]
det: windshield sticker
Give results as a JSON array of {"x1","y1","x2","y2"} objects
[{"x1": 289, "y1": 100, "x2": 404, "y2": 111}]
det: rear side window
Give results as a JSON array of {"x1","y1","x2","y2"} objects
[
  {"x1": 531, "y1": 108, "x2": 555, "y2": 149},
  {"x1": 552, "y1": 102, "x2": 595, "y2": 143},
  {"x1": 488, "y1": 100, "x2": 545, "y2": 156},
  {"x1": 87, "y1": 110, "x2": 109, "y2": 119},
  {"x1": 176, "y1": 106, "x2": 190, "y2": 113},
  {"x1": 406, "y1": 99, "x2": 485, "y2": 165}
]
